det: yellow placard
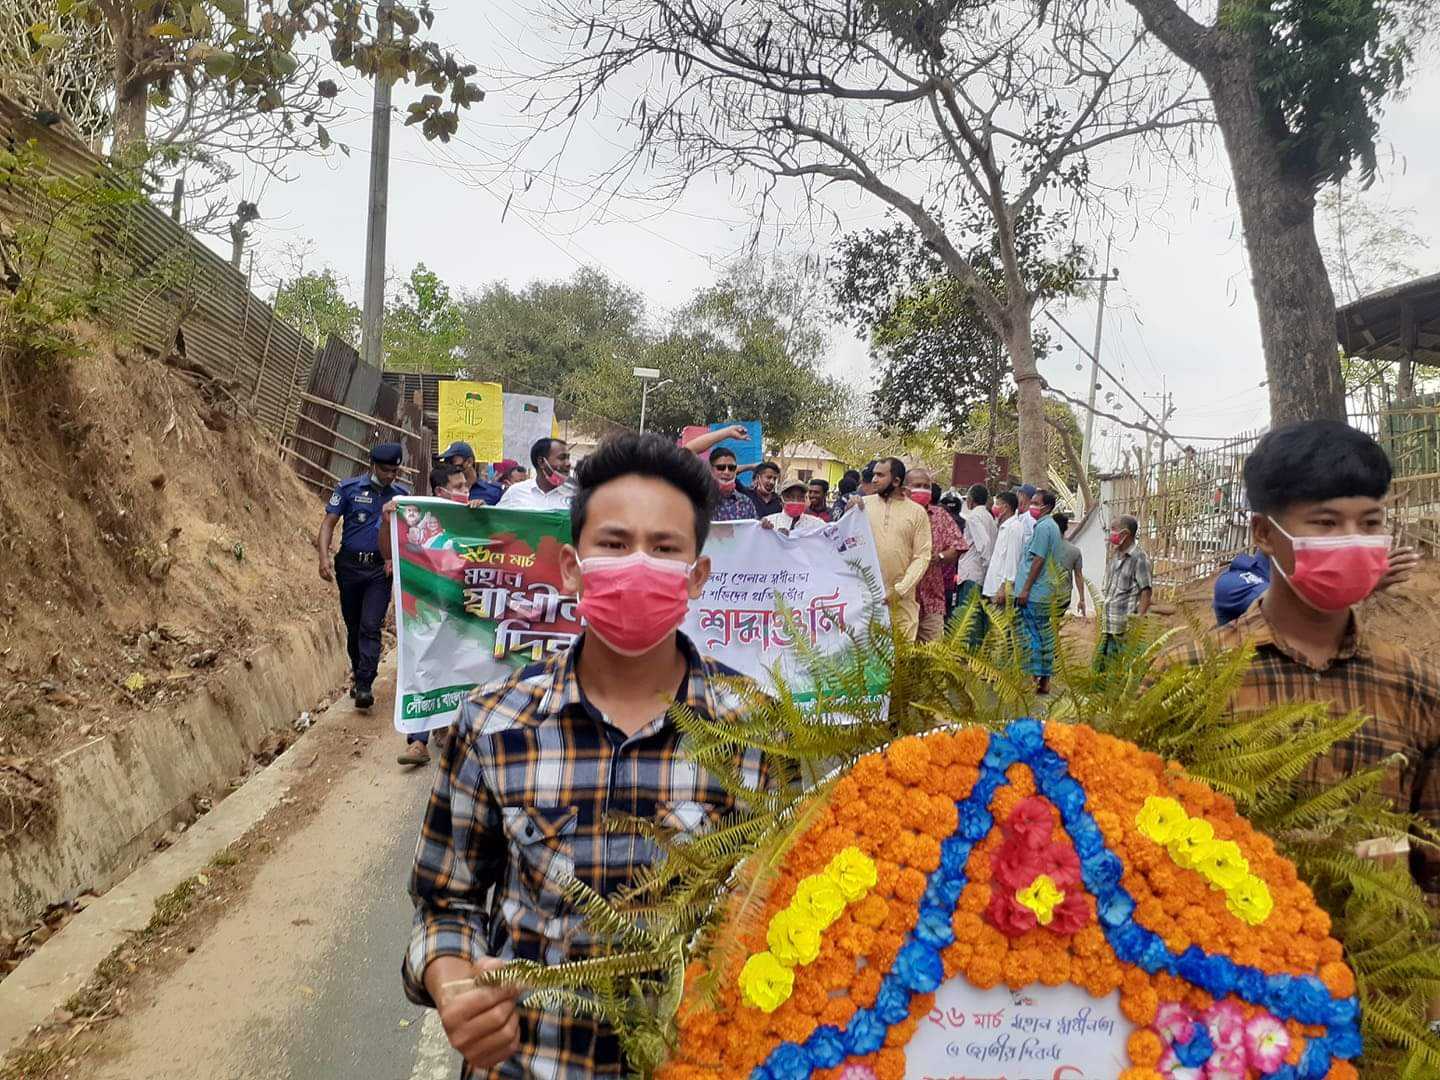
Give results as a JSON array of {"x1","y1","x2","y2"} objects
[{"x1": 438, "y1": 381, "x2": 504, "y2": 461}]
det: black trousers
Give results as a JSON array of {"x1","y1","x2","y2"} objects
[{"x1": 334, "y1": 550, "x2": 391, "y2": 689}]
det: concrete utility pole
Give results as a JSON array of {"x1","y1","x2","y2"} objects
[
  {"x1": 1079, "y1": 239, "x2": 1119, "y2": 474},
  {"x1": 360, "y1": 0, "x2": 394, "y2": 371}
]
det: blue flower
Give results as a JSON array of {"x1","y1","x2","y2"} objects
[
  {"x1": 1297, "y1": 1037, "x2": 1332, "y2": 1080},
  {"x1": 1177, "y1": 947, "x2": 1236, "y2": 997},
  {"x1": 983, "y1": 734, "x2": 1021, "y2": 771},
  {"x1": 767, "y1": 1042, "x2": 810, "y2": 1080},
  {"x1": 915, "y1": 907, "x2": 955, "y2": 949},
  {"x1": 805, "y1": 1026, "x2": 845, "y2": 1069},
  {"x1": 1048, "y1": 777, "x2": 1087, "y2": 818},
  {"x1": 1087, "y1": 851, "x2": 1124, "y2": 890},
  {"x1": 971, "y1": 770, "x2": 1005, "y2": 806},
  {"x1": 1268, "y1": 1068, "x2": 1298, "y2": 1080},
  {"x1": 1234, "y1": 964, "x2": 1266, "y2": 1002},
  {"x1": 1029, "y1": 747, "x2": 1068, "y2": 783},
  {"x1": 1140, "y1": 933, "x2": 1173, "y2": 975},
  {"x1": 1108, "y1": 920, "x2": 1147, "y2": 964},
  {"x1": 1271, "y1": 974, "x2": 1335, "y2": 1025},
  {"x1": 1328, "y1": 1020, "x2": 1362, "y2": 1060},
  {"x1": 1325, "y1": 996, "x2": 1359, "y2": 1027},
  {"x1": 1175, "y1": 1025, "x2": 1213, "y2": 1067},
  {"x1": 1066, "y1": 816, "x2": 1104, "y2": 860},
  {"x1": 957, "y1": 802, "x2": 994, "y2": 841},
  {"x1": 748, "y1": 1065, "x2": 773, "y2": 1080},
  {"x1": 924, "y1": 872, "x2": 965, "y2": 911},
  {"x1": 1005, "y1": 718, "x2": 1045, "y2": 759},
  {"x1": 843, "y1": 1010, "x2": 886, "y2": 1056},
  {"x1": 1097, "y1": 890, "x2": 1136, "y2": 929},
  {"x1": 875, "y1": 976, "x2": 912, "y2": 1023},
  {"x1": 896, "y1": 940, "x2": 944, "y2": 992}
]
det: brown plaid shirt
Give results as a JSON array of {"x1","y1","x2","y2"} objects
[
  {"x1": 402, "y1": 633, "x2": 766, "y2": 1078},
  {"x1": 1152, "y1": 599, "x2": 1440, "y2": 892}
]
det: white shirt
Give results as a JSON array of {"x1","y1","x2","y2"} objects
[
  {"x1": 497, "y1": 477, "x2": 573, "y2": 511},
  {"x1": 1018, "y1": 507, "x2": 1037, "y2": 552},
  {"x1": 761, "y1": 511, "x2": 828, "y2": 535},
  {"x1": 957, "y1": 504, "x2": 997, "y2": 585},
  {"x1": 983, "y1": 515, "x2": 1025, "y2": 598}
]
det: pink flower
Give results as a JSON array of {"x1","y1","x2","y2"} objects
[
  {"x1": 1007, "y1": 797, "x2": 1055, "y2": 849},
  {"x1": 984, "y1": 885, "x2": 1037, "y2": 938},
  {"x1": 1041, "y1": 840, "x2": 1082, "y2": 887},
  {"x1": 1157, "y1": 1047, "x2": 1205, "y2": 1080},
  {"x1": 1204, "y1": 1046, "x2": 1248, "y2": 1080},
  {"x1": 1243, "y1": 1013, "x2": 1292, "y2": 1074},
  {"x1": 1153, "y1": 1001, "x2": 1196, "y2": 1046},
  {"x1": 1202, "y1": 1001, "x2": 1246, "y2": 1052},
  {"x1": 837, "y1": 1067, "x2": 877, "y2": 1080},
  {"x1": 1048, "y1": 890, "x2": 1091, "y2": 935}
]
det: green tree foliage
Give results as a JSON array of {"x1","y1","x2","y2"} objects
[
  {"x1": 958, "y1": 395, "x2": 1087, "y2": 486},
  {"x1": 383, "y1": 262, "x2": 464, "y2": 373},
  {"x1": 830, "y1": 215, "x2": 1081, "y2": 439},
  {"x1": 272, "y1": 269, "x2": 359, "y2": 348}
]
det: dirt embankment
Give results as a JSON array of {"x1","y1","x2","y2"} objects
[{"x1": 0, "y1": 329, "x2": 332, "y2": 837}]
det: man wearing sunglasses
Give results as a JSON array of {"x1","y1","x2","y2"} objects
[{"x1": 683, "y1": 424, "x2": 758, "y2": 521}]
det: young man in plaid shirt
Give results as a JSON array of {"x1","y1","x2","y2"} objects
[
  {"x1": 1152, "y1": 420, "x2": 1439, "y2": 904},
  {"x1": 402, "y1": 432, "x2": 766, "y2": 1077}
]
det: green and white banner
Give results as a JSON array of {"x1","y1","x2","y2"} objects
[{"x1": 391, "y1": 501, "x2": 890, "y2": 734}]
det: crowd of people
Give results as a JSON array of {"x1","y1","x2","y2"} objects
[{"x1": 310, "y1": 418, "x2": 1440, "y2": 1077}]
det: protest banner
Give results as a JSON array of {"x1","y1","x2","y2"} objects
[
  {"x1": 391, "y1": 501, "x2": 890, "y2": 734},
  {"x1": 502, "y1": 393, "x2": 555, "y2": 464},
  {"x1": 437, "y1": 380, "x2": 504, "y2": 460}
]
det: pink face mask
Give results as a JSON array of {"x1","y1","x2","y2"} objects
[
  {"x1": 575, "y1": 551, "x2": 694, "y2": 656},
  {"x1": 909, "y1": 489, "x2": 932, "y2": 508},
  {"x1": 783, "y1": 500, "x2": 807, "y2": 518},
  {"x1": 716, "y1": 478, "x2": 737, "y2": 496},
  {"x1": 1029, "y1": 505, "x2": 1044, "y2": 519},
  {"x1": 1268, "y1": 518, "x2": 1390, "y2": 611},
  {"x1": 438, "y1": 488, "x2": 470, "y2": 503}
]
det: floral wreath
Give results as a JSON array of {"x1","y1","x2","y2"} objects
[{"x1": 661, "y1": 720, "x2": 1361, "y2": 1080}]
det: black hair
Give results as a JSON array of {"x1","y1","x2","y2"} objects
[
  {"x1": 881, "y1": 456, "x2": 907, "y2": 483},
  {"x1": 710, "y1": 445, "x2": 738, "y2": 466},
  {"x1": 968, "y1": 483, "x2": 990, "y2": 506},
  {"x1": 530, "y1": 437, "x2": 566, "y2": 471},
  {"x1": 755, "y1": 460, "x2": 780, "y2": 477},
  {"x1": 430, "y1": 463, "x2": 464, "y2": 491},
  {"x1": 1053, "y1": 512, "x2": 1071, "y2": 533},
  {"x1": 1035, "y1": 488, "x2": 1058, "y2": 511},
  {"x1": 929, "y1": 482, "x2": 942, "y2": 503},
  {"x1": 1243, "y1": 420, "x2": 1391, "y2": 514},
  {"x1": 571, "y1": 432, "x2": 716, "y2": 551},
  {"x1": 861, "y1": 460, "x2": 878, "y2": 483},
  {"x1": 838, "y1": 470, "x2": 860, "y2": 495},
  {"x1": 1116, "y1": 515, "x2": 1139, "y2": 537},
  {"x1": 809, "y1": 478, "x2": 830, "y2": 494},
  {"x1": 996, "y1": 490, "x2": 1019, "y2": 512}
]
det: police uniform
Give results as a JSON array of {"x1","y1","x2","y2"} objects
[{"x1": 325, "y1": 443, "x2": 409, "y2": 697}]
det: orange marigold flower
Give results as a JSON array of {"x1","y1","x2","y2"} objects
[
  {"x1": 1127, "y1": 1029, "x2": 1165, "y2": 1068},
  {"x1": 1320, "y1": 961, "x2": 1357, "y2": 998},
  {"x1": 850, "y1": 754, "x2": 888, "y2": 787},
  {"x1": 1118, "y1": 1069, "x2": 1164, "y2": 1080},
  {"x1": 854, "y1": 892, "x2": 889, "y2": 928},
  {"x1": 909, "y1": 834, "x2": 942, "y2": 873},
  {"x1": 942, "y1": 764, "x2": 981, "y2": 801},
  {"x1": 1324, "y1": 1064, "x2": 1359, "y2": 1080},
  {"x1": 964, "y1": 949, "x2": 1004, "y2": 990},
  {"x1": 873, "y1": 1048, "x2": 906, "y2": 1080},
  {"x1": 1037, "y1": 951, "x2": 1071, "y2": 987},
  {"x1": 884, "y1": 735, "x2": 932, "y2": 785},
  {"x1": 959, "y1": 882, "x2": 992, "y2": 914},
  {"x1": 893, "y1": 866, "x2": 928, "y2": 904},
  {"x1": 1120, "y1": 984, "x2": 1160, "y2": 1027}
]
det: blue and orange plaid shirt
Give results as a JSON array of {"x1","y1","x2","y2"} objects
[{"x1": 402, "y1": 632, "x2": 767, "y2": 1078}]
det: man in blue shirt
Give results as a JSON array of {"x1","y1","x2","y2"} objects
[
  {"x1": 1213, "y1": 551, "x2": 1271, "y2": 626},
  {"x1": 1014, "y1": 488, "x2": 1062, "y2": 695},
  {"x1": 439, "y1": 440, "x2": 502, "y2": 505},
  {"x1": 318, "y1": 442, "x2": 410, "y2": 711}
]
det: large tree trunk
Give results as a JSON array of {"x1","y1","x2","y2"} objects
[
  {"x1": 107, "y1": 6, "x2": 148, "y2": 157},
  {"x1": 1007, "y1": 314, "x2": 1048, "y2": 485},
  {"x1": 1210, "y1": 63, "x2": 1346, "y2": 424}
]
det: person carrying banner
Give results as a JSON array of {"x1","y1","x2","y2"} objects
[
  {"x1": 862, "y1": 457, "x2": 932, "y2": 642},
  {"x1": 439, "y1": 440, "x2": 503, "y2": 506},
  {"x1": 317, "y1": 442, "x2": 409, "y2": 712},
  {"x1": 403, "y1": 432, "x2": 767, "y2": 1077},
  {"x1": 762, "y1": 475, "x2": 828, "y2": 535},
  {"x1": 499, "y1": 438, "x2": 573, "y2": 510},
  {"x1": 806, "y1": 478, "x2": 833, "y2": 522}
]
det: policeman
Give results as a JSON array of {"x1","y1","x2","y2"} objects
[
  {"x1": 437, "y1": 440, "x2": 502, "y2": 506},
  {"x1": 317, "y1": 442, "x2": 409, "y2": 710}
]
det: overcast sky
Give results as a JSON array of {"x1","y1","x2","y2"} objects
[{"x1": 212, "y1": 1, "x2": 1440, "y2": 470}]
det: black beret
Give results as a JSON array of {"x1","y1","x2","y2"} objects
[{"x1": 370, "y1": 442, "x2": 403, "y2": 465}]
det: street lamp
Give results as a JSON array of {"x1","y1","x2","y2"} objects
[{"x1": 633, "y1": 367, "x2": 671, "y2": 434}]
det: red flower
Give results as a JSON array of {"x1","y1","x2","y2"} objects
[
  {"x1": 1041, "y1": 841, "x2": 1082, "y2": 888},
  {"x1": 994, "y1": 847, "x2": 1045, "y2": 890},
  {"x1": 986, "y1": 885, "x2": 1038, "y2": 938},
  {"x1": 1008, "y1": 797, "x2": 1054, "y2": 849},
  {"x1": 1049, "y1": 891, "x2": 1091, "y2": 935}
]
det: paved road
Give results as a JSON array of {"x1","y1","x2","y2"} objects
[{"x1": 88, "y1": 687, "x2": 463, "y2": 1080}]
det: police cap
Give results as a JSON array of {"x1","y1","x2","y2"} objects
[{"x1": 370, "y1": 442, "x2": 403, "y2": 465}]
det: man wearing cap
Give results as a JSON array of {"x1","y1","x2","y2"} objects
[
  {"x1": 1016, "y1": 483, "x2": 1039, "y2": 553},
  {"x1": 438, "y1": 440, "x2": 502, "y2": 506},
  {"x1": 318, "y1": 443, "x2": 410, "y2": 710},
  {"x1": 761, "y1": 476, "x2": 828, "y2": 535},
  {"x1": 494, "y1": 459, "x2": 528, "y2": 492},
  {"x1": 499, "y1": 438, "x2": 574, "y2": 510}
]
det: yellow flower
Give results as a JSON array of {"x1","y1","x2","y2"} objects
[
  {"x1": 1226, "y1": 875, "x2": 1274, "y2": 926},
  {"x1": 1135, "y1": 796, "x2": 1189, "y2": 845},
  {"x1": 1196, "y1": 839, "x2": 1250, "y2": 892},
  {"x1": 792, "y1": 875, "x2": 847, "y2": 929},
  {"x1": 766, "y1": 907, "x2": 822, "y2": 967},
  {"x1": 825, "y1": 847, "x2": 878, "y2": 902},
  {"x1": 1167, "y1": 817, "x2": 1216, "y2": 870},
  {"x1": 738, "y1": 951, "x2": 795, "y2": 1012},
  {"x1": 1016, "y1": 874, "x2": 1065, "y2": 926}
]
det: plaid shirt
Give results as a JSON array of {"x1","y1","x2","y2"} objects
[
  {"x1": 1152, "y1": 599, "x2": 1440, "y2": 892},
  {"x1": 1101, "y1": 544, "x2": 1153, "y2": 634},
  {"x1": 402, "y1": 633, "x2": 766, "y2": 1078}
]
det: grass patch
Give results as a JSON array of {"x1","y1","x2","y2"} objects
[
  {"x1": 142, "y1": 878, "x2": 198, "y2": 937},
  {"x1": 207, "y1": 845, "x2": 244, "y2": 870},
  {"x1": 61, "y1": 950, "x2": 127, "y2": 1016},
  {"x1": 0, "y1": 1043, "x2": 65, "y2": 1080}
]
